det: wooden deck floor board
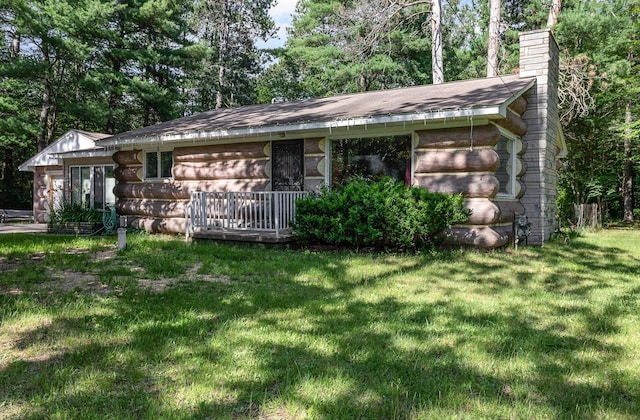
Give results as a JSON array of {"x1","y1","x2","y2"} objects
[{"x1": 192, "y1": 229, "x2": 295, "y2": 244}]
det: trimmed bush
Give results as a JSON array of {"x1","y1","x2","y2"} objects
[{"x1": 293, "y1": 177, "x2": 470, "y2": 250}]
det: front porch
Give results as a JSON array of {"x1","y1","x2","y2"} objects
[{"x1": 185, "y1": 191, "x2": 309, "y2": 243}]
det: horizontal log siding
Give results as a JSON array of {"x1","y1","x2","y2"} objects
[
  {"x1": 417, "y1": 125, "x2": 500, "y2": 149},
  {"x1": 494, "y1": 110, "x2": 528, "y2": 136},
  {"x1": 440, "y1": 226, "x2": 511, "y2": 248},
  {"x1": 127, "y1": 216, "x2": 185, "y2": 235},
  {"x1": 33, "y1": 167, "x2": 49, "y2": 223},
  {"x1": 113, "y1": 166, "x2": 142, "y2": 183},
  {"x1": 116, "y1": 199, "x2": 187, "y2": 218},
  {"x1": 414, "y1": 149, "x2": 499, "y2": 173},
  {"x1": 415, "y1": 107, "x2": 528, "y2": 248},
  {"x1": 178, "y1": 179, "x2": 270, "y2": 192},
  {"x1": 173, "y1": 142, "x2": 269, "y2": 162},
  {"x1": 115, "y1": 142, "x2": 274, "y2": 233},
  {"x1": 508, "y1": 96, "x2": 528, "y2": 116},
  {"x1": 172, "y1": 159, "x2": 268, "y2": 181},
  {"x1": 114, "y1": 182, "x2": 190, "y2": 200},
  {"x1": 414, "y1": 173, "x2": 499, "y2": 198},
  {"x1": 113, "y1": 150, "x2": 142, "y2": 166}
]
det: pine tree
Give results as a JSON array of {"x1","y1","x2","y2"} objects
[{"x1": 187, "y1": 0, "x2": 275, "y2": 111}]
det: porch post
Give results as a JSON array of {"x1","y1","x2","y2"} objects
[{"x1": 274, "y1": 191, "x2": 280, "y2": 238}]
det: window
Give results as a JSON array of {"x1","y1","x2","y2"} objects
[
  {"x1": 145, "y1": 151, "x2": 173, "y2": 179},
  {"x1": 330, "y1": 136, "x2": 411, "y2": 186},
  {"x1": 69, "y1": 165, "x2": 116, "y2": 209},
  {"x1": 495, "y1": 135, "x2": 518, "y2": 197}
]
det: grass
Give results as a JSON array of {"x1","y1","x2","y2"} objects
[{"x1": 0, "y1": 230, "x2": 639, "y2": 419}]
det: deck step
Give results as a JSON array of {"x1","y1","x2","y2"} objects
[{"x1": 192, "y1": 229, "x2": 295, "y2": 244}]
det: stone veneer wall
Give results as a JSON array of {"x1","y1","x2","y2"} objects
[{"x1": 518, "y1": 29, "x2": 561, "y2": 244}]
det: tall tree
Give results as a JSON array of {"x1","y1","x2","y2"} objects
[
  {"x1": 547, "y1": 0, "x2": 561, "y2": 27},
  {"x1": 431, "y1": 0, "x2": 444, "y2": 83},
  {"x1": 623, "y1": 101, "x2": 634, "y2": 222},
  {"x1": 264, "y1": 0, "x2": 436, "y2": 100},
  {"x1": 188, "y1": 0, "x2": 275, "y2": 111},
  {"x1": 0, "y1": 0, "x2": 39, "y2": 208},
  {"x1": 487, "y1": 0, "x2": 500, "y2": 77},
  {"x1": 554, "y1": 0, "x2": 638, "y2": 220}
]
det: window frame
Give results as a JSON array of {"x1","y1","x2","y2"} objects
[
  {"x1": 68, "y1": 164, "x2": 116, "y2": 210},
  {"x1": 327, "y1": 134, "x2": 413, "y2": 187},
  {"x1": 144, "y1": 149, "x2": 174, "y2": 180},
  {"x1": 493, "y1": 128, "x2": 520, "y2": 199}
]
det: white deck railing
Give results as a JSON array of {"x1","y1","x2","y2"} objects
[{"x1": 185, "y1": 191, "x2": 309, "y2": 240}]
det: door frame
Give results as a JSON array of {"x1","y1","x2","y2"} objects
[{"x1": 271, "y1": 139, "x2": 305, "y2": 191}]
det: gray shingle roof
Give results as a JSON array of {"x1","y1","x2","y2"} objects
[{"x1": 104, "y1": 75, "x2": 534, "y2": 144}]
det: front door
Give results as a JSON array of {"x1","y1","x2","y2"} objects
[{"x1": 272, "y1": 140, "x2": 304, "y2": 191}]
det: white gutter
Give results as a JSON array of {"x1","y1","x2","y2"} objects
[
  {"x1": 52, "y1": 149, "x2": 114, "y2": 159},
  {"x1": 97, "y1": 105, "x2": 508, "y2": 148}
]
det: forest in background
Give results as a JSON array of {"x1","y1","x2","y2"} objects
[{"x1": 1, "y1": 0, "x2": 638, "y2": 223}]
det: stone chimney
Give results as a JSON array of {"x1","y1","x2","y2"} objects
[{"x1": 518, "y1": 29, "x2": 561, "y2": 244}]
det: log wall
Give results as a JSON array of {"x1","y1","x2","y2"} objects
[
  {"x1": 33, "y1": 167, "x2": 49, "y2": 223},
  {"x1": 112, "y1": 96, "x2": 529, "y2": 244},
  {"x1": 415, "y1": 97, "x2": 528, "y2": 248},
  {"x1": 114, "y1": 139, "x2": 324, "y2": 234}
]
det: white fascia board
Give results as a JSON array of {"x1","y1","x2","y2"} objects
[
  {"x1": 19, "y1": 129, "x2": 101, "y2": 171},
  {"x1": 52, "y1": 149, "x2": 114, "y2": 159},
  {"x1": 499, "y1": 78, "x2": 536, "y2": 114},
  {"x1": 98, "y1": 106, "x2": 506, "y2": 148}
]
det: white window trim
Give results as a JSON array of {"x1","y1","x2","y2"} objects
[
  {"x1": 492, "y1": 126, "x2": 520, "y2": 199},
  {"x1": 68, "y1": 164, "x2": 116, "y2": 209},
  {"x1": 144, "y1": 149, "x2": 174, "y2": 180},
  {"x1": 326, "y1": 133, "x2": 414, "y2": 187}
]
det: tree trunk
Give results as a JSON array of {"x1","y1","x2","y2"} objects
[
  {"x1": 216, "y1": 0, "x2": 229, "y2": 109},
  {"x1": 10, "y1": 34, "x2": 20, "y2": 58},
  {"x1": 623, "y1": 101, "x2": 634, "y2": 222},
  {"x1": 547, "y1": 0, "x2": 562, "y2": 27},
  {"x1": 106, "y1": 57, "x2": 121, "y2": 135},
  {"x1": 487, "y1": 0, "x2": 500, "y2": 77},
  {"x1": 431, "y1": 0, "x2": 444, "y2": 84},
  {"x1": 37, "y1": 79, "x2": 52, "y2": 152}
]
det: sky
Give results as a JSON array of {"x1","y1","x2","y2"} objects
[{"x1": 260, "y1": 0, "x2": 297, "y2": 49}]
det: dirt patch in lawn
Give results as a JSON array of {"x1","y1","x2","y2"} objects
[
  {"x1": 0, "y1": 252, "x2": 47, "y2": 272},
  {"x1": 137, "y1": 262, "x2": 234, "y2": 292},
  {"x1": 41, "y1": 270, "x2": 117, "y2": 295},
  {"x1": 1, "y1": 250, "x2": 234, "y2": 295}
]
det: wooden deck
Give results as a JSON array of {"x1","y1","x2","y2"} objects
[{"x1": 192, "y1": 229, "x2": 295, "y2": 244}]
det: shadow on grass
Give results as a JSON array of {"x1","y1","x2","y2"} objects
[{"x1": 1, "y1": 234, "x2": 639, "y2": 418}]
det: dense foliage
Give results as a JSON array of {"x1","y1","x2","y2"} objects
[
  {"x1": 293, "y1": 177, "x2": 470, "y2": 250},
  {"x1": 0, "y1": 0, "x2": 275, "y2": 208}
]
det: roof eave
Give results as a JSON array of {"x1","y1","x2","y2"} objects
[
  {"x1": 97, "y1": 105, "x2": 508, "y2": 148},
  {"x1": 18, "y1": 158, "x2": 61, "y2": 172},
  {"x1": 52, "y1": 149, "x2": 114, "y2": 159}
]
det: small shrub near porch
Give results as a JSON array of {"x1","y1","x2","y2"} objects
[
  {"x1": 293, "y1": 177, "x2": 470, "y2": 250},
  {"x1": 49, "y1": 201, "x2": 102, "y2": 224},
  {"x1": 48, "y1": 201, "x2": 104, "y2": 234}
]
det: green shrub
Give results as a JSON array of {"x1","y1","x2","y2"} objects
[
  {"x1": 49, "y1": 201, "x2": 102, "y2": 224},
  {"x1": 293, "y1": 177, "x2": 470, "y2": 250}
]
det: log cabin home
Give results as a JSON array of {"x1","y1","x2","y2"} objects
[{"x1": 20, "y1": 29, "x2": 566, "y2": 248}]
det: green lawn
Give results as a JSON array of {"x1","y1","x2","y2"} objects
[{"x1": 1, "y1": 230, "x2": 639, "y2": 419}]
